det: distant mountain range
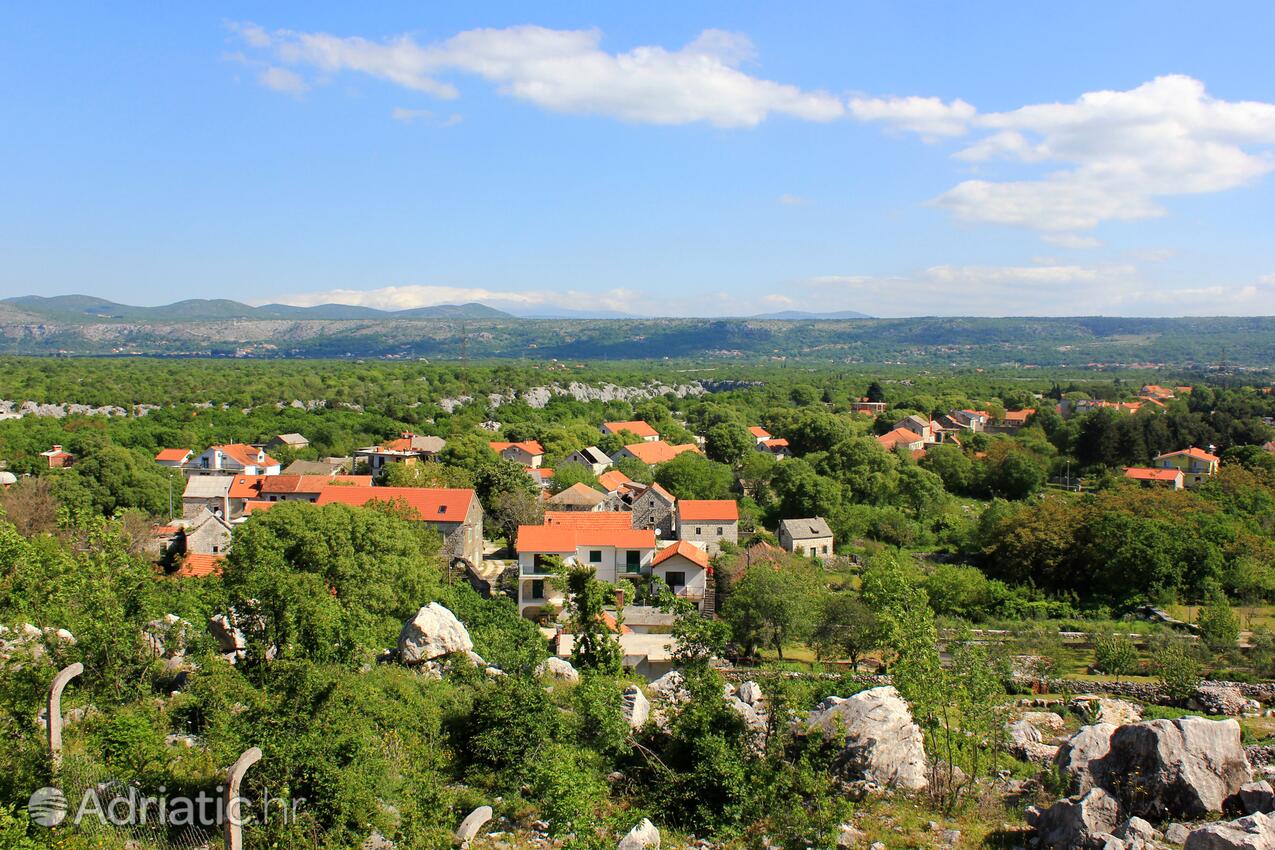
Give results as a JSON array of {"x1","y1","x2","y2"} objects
[
  {"x1": 2, "y1": 295, "x2": 515, "y2": 322},
  {"x1": 747, "y1": 309, "x2": 873, "y2": 320}
]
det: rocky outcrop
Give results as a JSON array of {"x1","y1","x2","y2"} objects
[
  {"x1": 1192, "y1": 686, "x2": 1261, "y2": 718},
  {"x1": 1183, "y1": 812, "x2": 1275, "y2": 850},
  {"x1": 617, "y1": 818, "x2": 660, "y2": 850},
  {"x1": 1093, "y1": 717, "x2": 1252, "y2": 820},
  {"x1": 1035, "y1": 787, "x2": 1123, "y2": 850},
  {"x1": 1073, "y1": 696, "x2": 1144, "y2": 727},
  {"x1": 397, "y1": 603, "x2": 473, "y2": 664},
  {"x1": 1056, "y1": 724, "x2": 1119, "y2": 795},
  {"x1": 1242, "y1": 782, "x2": 1275, "y2": 816},
  {"x1": 726, "y1": 681, "x2": 768, "y2": 739},
  {"x1": 535, "y1": 656, "x2": 580, "y2": 683},
  {"x1": 806, "y1": 686, "x2": 928, "y2": 790},
  {"x1": 648, "y1": 671, "x2": 688, "y2": 704},
  {"x1": 1010, "y1": 719, "x2": 1061, "y2": 763}
]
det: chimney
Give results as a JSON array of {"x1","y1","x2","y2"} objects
[
  {"x1": 614, "y1": 588, "x2": 625, "y2": 610},
  {"x1": 51, "y1": 445, "x2": 61, "y2": 452}
]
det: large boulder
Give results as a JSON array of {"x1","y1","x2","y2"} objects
[
  {"x1": 806, "y1": 686, "x2": 928, "y2": 790},
  {"x1": 622, "y1": 685, "x2": 650, "y2": 729},
  {"x1": 1093, "y1": 717, "x2": 1253, "y2": 820},
  {"x1": 535, "y1": 656, "x2": 580, "y2": 683},
  {"x1": 1242, "y1": 781, "x2": 1275, "y2": 816},
  {"x1": 1056, "y1": 724, "x2": 1118, "y2": 795},
  {"x1": 397, "y1": 603, "x2": 473, "y2": 664},
  {"x1": 455, "y1": 806, "x2": 493, "y2": 845},
  {"x1": 617, "y1": 818, "x2": 660, "y2": 850},
  {"x1": 1010, "y1": 719, "x2": 1061, "y2": 763},
  {"x1": 648, "y1": 671, "x2": 687, "y2": 704},
  {"x1": 1184, "y1": 813, "x2": 1275, "y2": 850},
  {"x1": 1036, "y1": 787, "x2": 1122, "y2": 850}
]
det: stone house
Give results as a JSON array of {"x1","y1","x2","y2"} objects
[
  {"x1": 676, "y1": 499, "x2": 739, "y2": 555},
  {"x1": 315, "y1": 485, "x2": 484, "y2": 566},
  {"x1": 778, "y1": 517, "x2": 835, "y2": 559},
  {"x1": 629, "y1": 483, "x2": 677, "y2": 539}
]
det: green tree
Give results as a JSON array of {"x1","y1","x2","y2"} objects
[
  {"x1": 1092, "y1": 631, "x2": 1140, "y2": 680},
  {"x1": 548, "y1": 461, "x2": 599, "y2": 494},
  {"x1": 654, "y1": 452, "x2": 735, "y2": 500},
  {"x1": 561, "y1": 565, "x2": 623, "y2": 674},
  {"x1": 810, "y1": 594, "x2": 879, "y2": 670},
  {"x1": 705, "y1": 422, "x2": 754, "y2": 467},
  {"x1": 1198, "y1": 592, "x2": 1241, "y2": 653},
  {"x1": 721, "y1": 559, "x2": 820, "y2": 659}
]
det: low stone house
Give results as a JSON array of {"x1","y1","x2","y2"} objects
[
  {"x1": 630, "y1": 483, "x2": 677, "y2": 539},
  {"x1": 778, "y1": 517, "x2": 835, "y2": 559},
  {"x1": 676, "y1": 499, "x2": 739, "y2": 555}
]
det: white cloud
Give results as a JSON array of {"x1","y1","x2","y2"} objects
[
  {"x1": 1041, "y1": 233, "x2": 1103, "y2": 249},
  {"x1": 762, "y1": 294, "x2": 794, "y2": 306},
  {"x1": 259, "y1": 66, "x2": 308, "y2": 94},
  {"x1": 232, "y1": 23, "x2": 844, "y2": 127},
  {"x1": 391, "y1": 107, "x2": 463, "y2": 126},
  {"x1": 933, "y1": 76, "x2": 1275, "y2": 233},
  {"x1": 846, "y1": 94, "x2": 975, "y2": 138},
  {"x1": 777, "y1": 193, "x2": 809, "y2": 206}
]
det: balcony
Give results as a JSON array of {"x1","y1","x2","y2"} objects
[{"x1": 673, "y1": 586, "x2": 704, "y2": 601}]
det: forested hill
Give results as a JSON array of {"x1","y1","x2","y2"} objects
[{"x1": 2, "y1": 311, "x2": 1275, "y2": 367}]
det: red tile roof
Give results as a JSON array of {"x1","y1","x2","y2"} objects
[
  {"x1": 678, "y1": 499, "x2": 739, "y2": 521},
  {"x1": 260, "y1": 474, "x2": 372, "y2": 495},
  {"x1": 518, "y1": 511, "x2": 657, "y2": 553},
  {"x1": 1002, "y1": 409, "x2": 1035, "y2": 423},
  {"x1": 597, "y1": 470, "x2": 632, "y2": 492},
  {"x1": 227, "y1": 475, "x2": 267, "y2": 500},
  {"x1": 175, "y1": 553, "x2": 225, "y2": 578},
  {"x1": 621, "y1": 441, "x2": 701, "y2": 465},
  {"x1": 155, "y1": 448, "x2": 191, "y2": 462},
  {"x1": 761, "y1": 438, "x2": 789, "y2": 448},
  {"x1": 242, "y1": 500, "x2": 275, "y2": 515},
  {"x1": 877, "y1": 428, "x2": 924, "y2": 450},
  {"x1": 215, "y1": 443, "x2": 278, "y2": 469},
  {"x1": 652, "y1": 540, "x2": 710, "y2": 569},
  {"x1": 748, "y1": 426, "x2": 771, "y2": 439},
  {"x1": 603, "y1": 420, "x2": 659, "y2": 438},
  {"x1": 1124, "y1": 467, "x2": 1183, "y2": 482},
  {"x1": 315, "y1": 485, "x2": 475, "y2": 520},
  {"x1": 1155, "y1": 447, "x2": 1220, "y2": 463},
  {"x1": 490, "y1": 440, "x2": 545, "y2": 456}
]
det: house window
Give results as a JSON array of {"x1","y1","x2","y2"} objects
[
  {"x1": 665, "y1": 571, "x2": 686, "y2": 589},
  {"x1": 530, "y1": 580, "x2": 545, "y2": 600},
  {"x1": 437, "y1": 505, "x2": 447, "y2": 515},
  {"x1": 716, "y1": 526, "x2": 723, "y2": 536},
  {"x1": 625, "y1": 550, "x2": 641, "y2": 572},
  {"x1": 822, "y1": 545, "x2": 829, "y2": 554},
  {"x1": 589, "y1": 550, "x2": 602, "y2": 563},
  {"x1": 695, "y1": 527, "x2": 702, "y2": 535}
]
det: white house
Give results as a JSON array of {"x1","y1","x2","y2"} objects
[
  {"x1": 191, "y1": 444, "x2": 280, "y2": 476},
  {"x1": 515, "y1": 512, "x2": 656, "y2": 619},
  {"x1": 490, "y1": 440, "x2": 545, "y2": 468},
  {"x1": 651, "y1": 540, "x2": 711, "y2": 612},
  {"x1": 563, "y1": 446, "x2": 612, "y2": 475}
]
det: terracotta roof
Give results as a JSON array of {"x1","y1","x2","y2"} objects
[
  {"x1": 155, "y1": 448, "x2": 191, "y2": 462},
  {"x1": 315, "y1": 485, "x2": 475, "y2": 520},
  {"x1": 597, "y1": 470, "x2": 632, "y2": 492},
  {"x1": 242, "y1": 500, "x2": 275, "y2": 515},
  {"x1": 748, "y1": 426, "x2": 771, "y2": 439},
  {"x1": 546, "y1": 482, "x2": 607, "y2": 507},
  {"x1": 490, "y1": 440, "x2": 545, "y2": 456},
  {"x1": 519, "y1": 511, "x2": 657, "y2": 553},
  {"x1": 260, "y1": 474, "x2": 372, "y2": 495},
  {"x1": 174, "y1": 553, "x2": 225, "y2": 578},
  {"x1": 227, "y1": 475, "x2": 267, "y2": 500},
  {"x1": 1002, "y1": 409, "x2": 1035, "y2": 423},
  {"x1": 1155, "y1": 447, "x2": 1220, "y2": 463},
  {"x1": 620, "y1": 441, "x2": 701, "y2": 465},
  {"x1": 678, "y1": 499, "x2": 739, "y2": 521},
  {"x1": 877, "y1": 428, "x2": 924, "y2": 450},
  {"x1": 603, "y1": 420, "x2": 659, "y2": 438},
  {"x1": 214, "y1": 443, "x2": 278, "y2": 468},
  {"x1": 652, "y1": 540, "x2": 710, "y2": 569},
  {"x1": 1124, "y1": 467, "x2": 1183, "y2": 482},
  {"x1": 761, "y1": 438, "x2": 789, "y2": 448}
]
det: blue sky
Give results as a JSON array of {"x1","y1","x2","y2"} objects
[{"x1": 3, "y1": 3, "x2": 1275, "y2": 317}]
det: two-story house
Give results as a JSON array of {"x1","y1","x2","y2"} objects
[
  {"x1": 315, "y1": 485, "x2": 484, "y2": 566},
  {"x1": 1153, "y1": 447, "x2": 1219, "y2": 488},
  {"x1": 515, "y1": 512, "x2": 657, "y2": 619},
  {"x1": 651, "y1": 540, "x2": 712, "y2": 612},
  {"x1": 629, "y1": 483, "x2": 677, "y2": 538},
  {"x1": 676, "y1": 499, "x2": 739, "y2": 555},
  {"x1": 191, "y1": 444, "x2": 281, "y2": 476},
  {"x1": 611, "y1": 440, "x2": 701, "y2": 466}
]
